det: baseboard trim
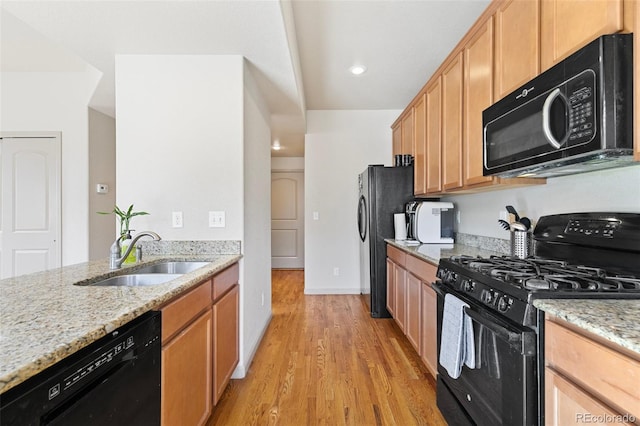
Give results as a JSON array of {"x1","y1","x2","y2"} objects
[
  {"x1": 304, "y1": 287, "x2": 361, "y2": 295},
  {"x1": 231, "y1": 311, "x2": 273, "y2": 379}
]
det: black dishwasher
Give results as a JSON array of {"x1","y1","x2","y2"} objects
[{"x1": 0, "y1": 311, "x2": 161, "y2": 425}]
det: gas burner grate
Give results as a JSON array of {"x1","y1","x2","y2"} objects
[{"x1": 449, "y1": 255, "x2": 640, "y2": 295}]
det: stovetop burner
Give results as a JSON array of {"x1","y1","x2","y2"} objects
[{"x1": 449, "y1": 255, "x2": 640, "y2": 294}]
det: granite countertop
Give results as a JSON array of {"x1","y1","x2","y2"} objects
[
  {"x1": 385, "y1": 239, "x2": 505, "y2": 265},
  {"x1": 534, "y1": 299, "x2": 640, "y2": 355},
  {"x1": 0, "y1": 253, "x2": 242, "y2": 395}
]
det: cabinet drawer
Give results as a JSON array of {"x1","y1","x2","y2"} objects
[
  {"x1": 387, "y1": 245, "x2": 406, "y2": 267},
  {"x1": 405, "y1": 254, "x2": 437, "y2": 283},
  {"x1": 161, "y1": 280, "x2": 212, "y2": 344},
  {"x1": 212, "y1": 263, "x2": 239, "y2": 301},
  {"x1": 545, "y1": 318, "x2": 640, "y2": 419}
]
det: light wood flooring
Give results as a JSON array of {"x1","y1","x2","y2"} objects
[{"x1": 207, "y1": 270, "x2": 446, "y2": 425}]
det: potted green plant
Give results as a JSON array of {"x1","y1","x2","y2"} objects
[{"x1": 98, "y1": 204, "x2": 150, "y2": 263}]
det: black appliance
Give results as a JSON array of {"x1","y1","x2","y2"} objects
[
  {"x1": 0, "y1": 311, "x2": 162, "y2": 425},
  {"x1": 483, "y1": 34, "x2": 633, "y2": 178},
  {"x1": 358, "y1": 165, "x2": 414, "y2": 317},
  {"x1": 433, "y1": 212, "x2": 640, "y2": 425}
]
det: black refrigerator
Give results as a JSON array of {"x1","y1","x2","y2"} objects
[{"x1": 357, "y1": 165, "x2": 414, "y2": 318}]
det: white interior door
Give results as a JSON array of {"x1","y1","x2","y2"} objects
[
  {"x1": 271, "y1": 171, "x2": 304, "y2": 269},
  {"x1": 0, "y1": 135, "x2": 61, "y2": 279}
]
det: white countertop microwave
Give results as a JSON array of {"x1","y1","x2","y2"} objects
[{"x1": 482, "y1": 33, "x2": 633, "y2": 178}]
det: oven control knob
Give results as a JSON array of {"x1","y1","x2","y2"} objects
[
  {"x1": 462, "y1": 279, "x2": 475, "y2": 292},
  {"x1": 481, "y1": 289, "x2": 494, "y2": 305},
  {"x1": 497, "y1": 295, "x2": 512, "y2": 312}
]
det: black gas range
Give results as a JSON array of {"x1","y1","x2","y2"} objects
[{"x1": 433, "y1": 212, "x2": 640, "y2": 426}]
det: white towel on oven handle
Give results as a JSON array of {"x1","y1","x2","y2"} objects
[{"x1": 439, "y1": 293, "x2": 476, "y2": 379}]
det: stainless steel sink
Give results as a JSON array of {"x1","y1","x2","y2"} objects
[
  {"x1": 89, "y1": 273, "x2": 182, "y2": 287},
  {"x1": 133, "y1": 261, "x2": 210, "y2": 274}
]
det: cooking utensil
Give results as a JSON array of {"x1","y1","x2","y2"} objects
[
  {"x1": 498, "y1": 219, "x2": 510, "y2": 230},
  {"x1": 510, "y1": 222, "x2": 527, "y2": 232},
  {"x1": 520, "y1": 217, "x2": 532, "y2": 230},
  {"x1": 506, "y1": 205, "x2": 520, "y2": 222}
]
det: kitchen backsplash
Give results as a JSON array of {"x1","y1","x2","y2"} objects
[
  {"x1": 138, "y1": 240, "x2": 242, "y2": 255},
  {"x1": 455, "y1": 233, "x2": 510, "y2": 255}
]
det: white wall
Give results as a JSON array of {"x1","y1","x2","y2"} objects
[
  {"x1": 88, "y1": 108, "x2": 116, "y2": 260},
  {"x1": 115, "y1": 54, "x2": 272, "y2": 378},
  {"x1": 444, "y1": 164, "x2": 640, "y2": 240},
  {"x1": 304, "y1": 110, "x2": 400, "y2": 294},
  {"x1": 272, "y1": 156, "x2": 304, "y2": 171},
  {"x1": 238, "y1": 61, "x2": 272, "y2": 376},
  {"x1": 0, "y1": 70, "x2": 101, "y2": 265},
  {"x1": 115, "y1": 55, "x2": 244, "y2": 239}
]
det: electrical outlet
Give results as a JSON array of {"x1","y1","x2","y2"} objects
[
  {"x1": 172, "y1": 211, "x2": 183, "y2": 228},
  {"x1": 261, "y1": 292, "x2": 265, "y2": 306},
  {"x1": 499, "y1": 211, "x2": 509, "y2": 221},
  {"x1": 209, "y1": 211, "x2": 225, "y2": 228},
  {"x1": 333, "y1": 267, "x2": 340, "y2": 276},
  {"x1": 457, "y1": 211, "x2": 462, "y2": 224},
  {"x1": 313, "y1": 212, "x2": 319, "y2": 221}
]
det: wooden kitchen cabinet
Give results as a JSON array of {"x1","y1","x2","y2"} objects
[
  {"x1": 406, "y1": 254, "x2": 438, "y2": 378},
  {"x1": 463, "y1": 16, "x2": 494, "y2": 188},
  {"x1": 161, "y1": 280, "x2": 213, "y2": 426},
  {"x1": 401, "y1": 110, "x2": 415, "y2": 156},
  {"x1": 405, "y1": 273, "x2": 421, "y2": 352},
  {"x1": 545, "y1": 316, "x2": 640, "y2": 425},
  {"x1": 386, "y1": 245, "x2": 406, "y2": 330},
  {"x1": 392, "y1": 122, "x2": 402, "y2": 159},
  {"x1": 540, "y1": 0, "x2": 623, "y2": 72},
  {"x1": 211, "y1": 263, "x2": 240, "y2": 405},
  {"x1": 386, "y1": 258, "x2": 396, "y2": 317},
  {"x1": 213, "y1": 284, "x2": 239, "y2": 405},
  {"x1": 394, "y1": 263, "x2": 407, "y2": 333},
  {"x1": 160, "y1": 262, "x2": 240, "y2": 424},
  {"x1": 425, "y1": 77, "x2": 443, "y2": 194},
  {"x1": 441, "y1": 51, "x2": 464, "y2": 192},
  {"x1": 413, "y1": 93, "x2": 427, "y2": 195},
  {"x1": 494, "y1": 0, "x2": 540, "y2": 100},
  {"x1": 386, "y1": 244, "x2": 439, "y2": 379}
]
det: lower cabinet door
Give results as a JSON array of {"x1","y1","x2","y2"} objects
[
  {"x1": 162, "y1": 310, "x2": 213, "y2": 426},
  {"x1": 213, "y1": 285, "x2": 240, "y2": 405},
  {"x1": 545, "y1": 368, "x2": 623, "y2": 426}
]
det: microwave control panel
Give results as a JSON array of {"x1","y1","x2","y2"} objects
[{"x1": 566, "y1": 70, "x2": 596, "y2": 144}]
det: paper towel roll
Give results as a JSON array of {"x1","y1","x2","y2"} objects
[{"x1": 394, "y1": 213, "x2": 407, "y2": 240}]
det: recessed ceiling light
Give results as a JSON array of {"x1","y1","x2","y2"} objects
[
  {"x1": 349, "y1": 65, "x2": 367, "y2": 75},
  {"x1": 272, "y1": 141, "x2": 282, "y2": 151}
]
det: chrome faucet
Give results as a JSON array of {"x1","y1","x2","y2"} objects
[{"x1": 109, "y1": 231, "x2": 161, "y2": 270}]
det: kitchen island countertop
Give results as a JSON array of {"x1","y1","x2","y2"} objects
[{"x1": 0, "y1": 253, "x2": 242, "y2": 395}]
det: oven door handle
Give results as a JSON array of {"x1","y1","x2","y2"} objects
[
  {"x1": 433, "y1": 281, "x2": 535, "y2": 355},
  {"x1": 463, "y1": 307, "x2": 536, "y2": 356}
]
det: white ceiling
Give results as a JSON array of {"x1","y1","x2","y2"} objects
[{"x1": 1, "y1": 0, "x2": 490, "y2": 157}]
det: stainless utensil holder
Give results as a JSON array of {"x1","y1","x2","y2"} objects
[{"x1": 510, "y1": 230, "x2": 533, "y2": 259}]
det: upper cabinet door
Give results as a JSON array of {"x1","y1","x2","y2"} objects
[
  {"x1": 401, "y1": 110, "x2": 415, "y2": 155},
  {"x1": 464, "y1": 17, "x2": 494, "y2": 187},
  {"x1": 442, "y1": 52, "x2": 464, "y2": 192},
  {"x1": 425, "y1": 77, "x2": 443, "y2": 194},
  {"x1": 413, "y1": 94, "x2": 427, "y2": 195},
  {"x1": 540, "y1": 0, "x2": 623, "y2": 71},
  {"x1": 392, "y1": 122, "x2": 402, "y2": 158},
  {"x1": 494, "y1": 0, "x2": 540, "y2": 100}
]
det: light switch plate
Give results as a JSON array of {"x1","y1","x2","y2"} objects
[{"x1": 209, "y1": 211, "x2": 225, "y2": 228}]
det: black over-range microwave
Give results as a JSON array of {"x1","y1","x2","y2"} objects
[{"x1": 483, "y1": 33, "x2": 633, "y2": 178}]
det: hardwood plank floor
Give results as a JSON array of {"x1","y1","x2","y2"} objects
[{"x1": 207, "y1": 270, "x2": 446, "y2": 425}]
